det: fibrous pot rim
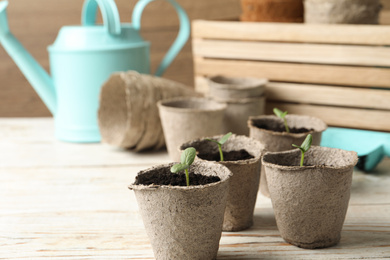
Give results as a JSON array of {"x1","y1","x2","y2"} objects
[
  {"x1": 248, "y1": 114, "x2": 327, "y2": 137},
  {"x1": 212, "y1": 95, "x2": 266, "y2": 104},
  {"x1": 180, "y1": 134, "x2": 264, "y2": 166},
  {"x1": 128, "y1": 161, "x2": 232, "y2": 191},
  {"x1": 208, "y1": 75, "x2": 268, "y2": 90},
  {"x1": 157, "y1": 97, "x2": 227, "y2": 113},
  {"x1": 261, "y1": 146, "x2": 358, "y2": 171}
]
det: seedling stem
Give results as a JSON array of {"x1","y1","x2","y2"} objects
[
  {"x1": 170, "y1": 147, "x2": 197, "y2": 186},
  {"x1": 206, "y1": 132, "x2": 232, "y2": 162},
  {"x1": 273, "y1": 108, "x2": 290, "y2": 133},
  {"x1": 292, "y1": 134, "x2": 313, "y2": 167}
]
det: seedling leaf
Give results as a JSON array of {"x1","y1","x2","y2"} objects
[
  {"x1": 170, "y1": 163, "x2": 189, "y2": 173},
  {"x1": 301, "y1": 134, "x2": 313, "y2": 153},
  {"x1": 219, "y1": 132, "x2": 232, "y2": 145},
  {"x1": 292, "y1": 134, "x2": 313, "y2": 167},
  {"x1": 273, "y1": 107, "x2": 290, "y2": 133},
  {"x1": 181, "y1": 147, "x2": 196, "y2": 166},
  {"x1": 171, "y1": 147, "x2": 197, "y2": 186},
  {"x1": 273, "y1": 108, "x2": 285, "y2": 118},
  {"x1": 206, "y1": 133, "x2": 233, "y2": 162}
]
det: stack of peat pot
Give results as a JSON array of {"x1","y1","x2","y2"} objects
[{"x1": 208, "y1": 75, "x2": 267, "y2": 136}]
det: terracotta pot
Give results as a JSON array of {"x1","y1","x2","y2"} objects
[
  {"x1": 262, "y1": 146, "x2": 358, "y2": 249},
  {"x1": 248, "y1": 114, "x2": 327, "y2": 197},
  {"x1": 129, "y1": 161, "x2": 232, "y2": 260},
  {"x1": 180, "y1": 134, "x2": 265, "y2": 231},
  {"x1": 158, "y1": 97, "x2": 227, "y2": 161},
  {"x1": 208, "y1": 76, "x2": 267, "y2": 136},
  {"x1": 98, "y1": 71, "x2": 199, "y2": 151},
  {"x1": 240, "y1": 0, "x2": 304, "y2": 23},
  {"x1": 304, "y1": 0, "x2": 382, "y2": 24}
]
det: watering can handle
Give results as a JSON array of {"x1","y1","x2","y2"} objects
[
  {"x1": 132, "y1": 0, "x2": 190, "y2": 76},
  {"x1": 81, "y1": 0, "x2": 121, "y2": 36}
]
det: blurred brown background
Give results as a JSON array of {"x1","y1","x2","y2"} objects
[
  {"x1": 0, "y1": 0, "x2": 240, "y2": 117},
  {"x1": 0, "y1": 0, "x2": 389, "y2": 117}
]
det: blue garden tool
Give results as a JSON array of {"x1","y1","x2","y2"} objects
[
  {"x1": 321, "y1": 127, "x2": 390, "y2": 172},
  {"x1": 0, "y1": 0, "x2": 190, "y2": 143}
]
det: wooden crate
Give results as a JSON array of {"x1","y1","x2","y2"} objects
[{"x1": 192, "y1": 20, "x2": 390, "y2": 132}]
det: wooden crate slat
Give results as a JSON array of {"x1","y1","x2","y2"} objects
[
  {"x1": 196, "y1": 76, "x2": 390, "y2": 110},
  {"x1": 265, "y1": 102, "x2": 390, "y2": 132},
  {"x1": 193, "y1": 39, "x2": 390, "y2": 67},
  {"x1": 192, "y1": 20, "x2": 390, "y2": 45},
  {"x1": 193, "y1": 20, "x2": 390, "y2": 132},
  {"x1": 266, "y1": 82, "x2": 390, "y2": 110},
  {"x1": 194, "y1": 58, "x2": 390, "y2": 88}
]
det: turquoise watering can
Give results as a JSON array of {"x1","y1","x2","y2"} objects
[{"x1": 0, "y1": 0, "x2": 190, "y2": 142}]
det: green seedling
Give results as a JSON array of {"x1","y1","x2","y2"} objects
[
  {"x1": 273, "y1": 108, "x2": 289, "y2": 133},
  {"x1": 170, "y1": 147, "x2": 197, "y2": 186},
  {"x1": 292, "y1": 134, "x2": 313, "y2": 167},
  {"x1": 206, "y1": 132, "x2": 232, "y2": 162}
]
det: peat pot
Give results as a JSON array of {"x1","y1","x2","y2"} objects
[
  {"x1": 98, "y1": 71, "x2": 199, "y2": 151},
  {"x1": 181, "y1": 134, "x2": 265, "y2": 231},
  {"x1": 248, "y1": 114, "x2": 327, "y2": 197},
  {"x1": 262, "y1": 146, "x2": 358, "y2": 249},
  {"x1": 208, "y1": 76, "x2": 266, "y2": 100},
  {"x1": 304, "y1": 0, "x2": 382, "y2": 24},
  {"x1": 208, "y1": 76, "x2": 267, "y2": 136},
  {"x1": 219, "y1": 98, "x2": 266, "y2": 135},
  {"x1": 158, "y1": 97, "x2": 227, "y2": 161},
  {"x1": 129, "y1": 161, "x2": 232, "y2": 260}
]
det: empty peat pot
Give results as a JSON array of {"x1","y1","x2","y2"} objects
[
  {"x1": 304, "y1": 0, "x2": 382, "y2": 24},
  {"x1": 219, "y1": 97, "x2": 266, "y2": 136},
  {"x1": 158, "y1": 97, "x2": 227, "y2": 161},
  {"x1": 208, "y1": 75, "x2": 267, "y2": 101},
  {"x1": 262, "y1": 146, "x2": 358, "y2": 249},
  {"x1": 181, "y1": 134, "x2": 265, "y2": 231},
  {"x1": 248, "y1": 114, "x2": 327, "y2": 197},
  {"x1": 129, "y1": 161, "x2": 232, "y2": 260}
]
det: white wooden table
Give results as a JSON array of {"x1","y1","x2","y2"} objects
[{"x1": 1, "y1": 118, "x2": 389, "y2": 259}]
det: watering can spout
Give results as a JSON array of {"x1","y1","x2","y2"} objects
[{"x1": 0, "y1": 1, "x2": 56, "y2": 115}]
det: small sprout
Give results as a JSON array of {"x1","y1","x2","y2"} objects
[
  {"x1": 206, "y1": 132, "x2": 232, "y2": 162},
  {"x1": 273, "y1": 108, "x2": 289, "y2": 133},
  {"x1": 170, "y1": 147, "x2": 197, "y2": 186},
  {"x1": 292, "y1": 134, "x2": 313, "y2": 167}
]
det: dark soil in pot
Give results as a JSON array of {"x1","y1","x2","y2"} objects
[
  {"x1": 253, "y1": 123, "x2": 313, "y2": 134},
  {"x1": 198, "y1": 149, "x2": 254, "y2": 162},
  {"x1": 134, "y1": 169, "x2": 221, "y2": 186}
]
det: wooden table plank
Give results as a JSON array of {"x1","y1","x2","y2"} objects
[{"x1": 0, "y1": 118, "x2": 389, "y2": 259}]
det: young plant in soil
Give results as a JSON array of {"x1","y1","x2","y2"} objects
[
  {"x1": 206, "y1": 132, "x2": 232, "y2": 162},
  {"x1": 170, "y1": 147, "x2": 196, "y2": 186},
  {"x1": 273, "y1": 108, "x2": 289, "y2": 133},
  {"x1": 292, "y1": 134, "x2": 313, "y2": 167}
]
